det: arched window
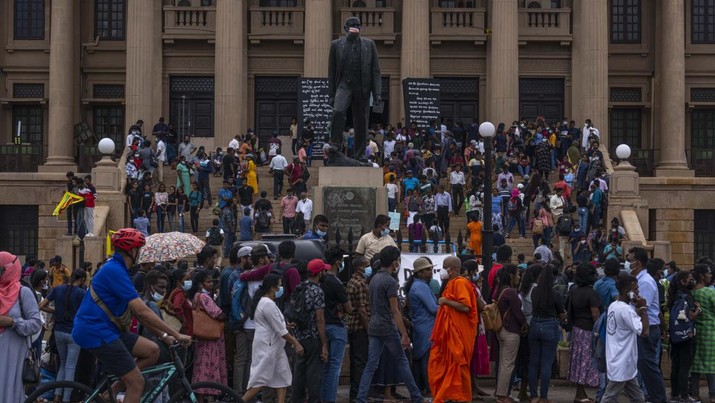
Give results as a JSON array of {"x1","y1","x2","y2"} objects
[
  {"x1": 527, "y1": 1, "x2": 542, "y2": 9},
  {"x1": 352, "y1": 0, "x2": 367, "y2": 7}
]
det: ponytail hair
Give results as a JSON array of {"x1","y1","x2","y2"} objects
[{"x1": 249, "y1": 273, "x2": 281, "y2": 320}]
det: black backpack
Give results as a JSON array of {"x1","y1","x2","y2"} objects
[
  {"x1": 669, "y1": 293, "x2": 696, "y2": 344},
  {"x1": 256, "y1": 209, "x2": 270, "y2": 230},
  {"x1": 558, "y1": 215, "x2": 574, "y2": 236},
  {"x1": 284, "y1": 282, "x2": 311, "y2": 330},
  {"x1": 207, "y1": 226, "x2": 222, "y2": 245}
]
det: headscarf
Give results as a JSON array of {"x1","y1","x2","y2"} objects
[
  {"x1": 511, "y1": 188, "x2": 520, "y2": 199},
  {"x1": 0, "y1": 252, "x2": 21, "y2": 332}
]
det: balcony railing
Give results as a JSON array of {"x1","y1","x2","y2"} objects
[
  {"x1": 249, "y1": 6, "x2": 305, "y2": 42},
  {"x1": 340, "y1": 7, "x2": 396, "y2": 43},
  {"x1": 610, "y1": 148, "x2": 655, "y2": 177},
  {"x1": 163, "y1": 6, "x2": 217, "y2": 42},
  {"x1": 0, "y1": 144, "x2": 42, "y2": 172},
  {"x1": 430, "y1": 8, "x2": 486, "y2": 44},
  {"x1": 691, "y1": 149, "x2": 715, "y2": 177},
  {"x1": 518, "y1": 8, "x2": 572, "y2": 43}
]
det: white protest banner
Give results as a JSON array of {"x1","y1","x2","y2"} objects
[
  {"x1": 396, "y1": 252, "x2": 454, "y2": 295},
  {"x1": 388, "y1": 211, "x2": 401, "y2": 231}
]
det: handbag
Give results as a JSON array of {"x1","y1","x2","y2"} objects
[
  {"x1": 482, "y1": 289, "x2": 509, "y2": 332},
  {"x1": 18, "y1": 288, "x2": 40, "y2": 385},
  {"x1": 192, "y1": 294, "x2": 224, "y2": 341}
]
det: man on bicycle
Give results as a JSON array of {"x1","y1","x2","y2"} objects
[{"x1": 72, "y1": 228, "x2": 192, "y2": 403}]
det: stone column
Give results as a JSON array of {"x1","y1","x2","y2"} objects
[
  {"x1": 125, "y1": 0, "x2": 163, "y2": 134},
  {"x1": 487, "y1": 0, "x2": 518, "y2": 126},
  {"x1": 656, "y1": 0, "x2": 692, "y2": 176},
  {"x1": 400, "y1": 0, "x2": 430, "y2": 120},
  {"x1": 214, "y1": 0, "x2": 247, "y2": 149},
  {"x1": 304, "y1": 0, "x2": 332, "y2": 77},
  {"x1": 41, "y1": 0, "x2": 77, "y2": 170},
  {"x1": 571, "y1": 0, "x2": 608, "y2": 147}
]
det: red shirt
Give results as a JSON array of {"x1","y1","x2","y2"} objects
[{"x1": 487, "y1": 263, "x2": 504, "y2": 291}]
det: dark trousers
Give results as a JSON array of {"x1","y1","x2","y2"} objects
[
  {"x1": 283, "y1": 217, "x2": 295, "y2": 234},
  {"x1": 198, "y1": 178, "x2": 212, "y2": 206},
  {"x1": 422, "y1": 213, "x2": 435, "y2": 230},
  {"x1": 637, "y1": 325, "x2": 667, "y2": 403},
  {"x1": 349, "y1": 330, "x2": 369, "y2": 399},
  {"x1": 66, "y1": 207, "x2": 73, "y2": 234},
  {"x1": 190, "y1": 206, "x2": 200, "y2": 232},
  {"x1": 670, "y1": 339, "x2": 694, "y2": 399},
  {"x1": 452, "y1": 184, "x2": 464, "y2": 213},
  {"x1": 412, "y1": 350, "x2": 431, "y2": 395},
  {"x1": 330, "y1": 83, "x2": 369, "y2": 159},
  {"x1": 437, "y1": 205, "x2": 450, "y2": 235},
  {"x1": 273, "y1": 170, "x2": 284, "y2": 198},
  {"x1": 292, "y1": 337, "x2": 323, "y2": 403}
]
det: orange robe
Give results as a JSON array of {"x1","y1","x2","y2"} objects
[
  {"x1": 428, "y1": 276, "x2": 478, "y2": 403},
  {"x1": 467, "y1": 220, "x2": 483, "y2": 256}
]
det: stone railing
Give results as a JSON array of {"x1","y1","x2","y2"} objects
[
  {"x1": 340, "y1": 7, "x2": 396, "y2": 41},
  {"x1": 249, "y1": 6, "x2": 305, "y2": 40},
  {"x1": 518, "y1": 8, "x2": 572, "y2": 43},
  {"x1": 163, "y1": 6, "x2": 217, "y2": 42},
  {"x1": 430, "y1": 8, "x2": 486, "y2": 43}
]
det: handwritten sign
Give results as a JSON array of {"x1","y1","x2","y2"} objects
[
  {"x1": 297, "y1": 78, "x2": 332, "y2": 158},
  {"x1": 402, "y1": 78, "x2": 441, "y2": 130},
  {"x1": 322, "y1": 187, "x2": 376, "y2": 242}
]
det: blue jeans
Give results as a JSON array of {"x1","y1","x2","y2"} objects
[
  {"x1": 356, "y1": 332, "x2": 423, "y2": 403},
  {"x1": 223, "y1": 231, "x2": 236, "y2": 258},
  {"x1": 518, "y1": 165, "x2": 531, "y2": 177},
  {"x1": 637, "y1": 325, "x2": 667, "y2": 403},
  {"x1": 156, "y1": 208, "x2": 166, "y2": 233},
  {"x1": 321, "y1": 324, "x2": 348, "y2": 402},
  {"x1": 578, "y1": 207, "x2": 589, "y2": 232},
  {"x1": 596, "y1": 369, "x2": 607, "y2": 402},
  {"x1": 528, "y1": 317, "x2": 560, "y2": 399},
  {"x1": 507, "y1": 214, "x2": 526, "y2": 237},
  {"x1": 388, "y1": 197, "x2": 397, "y2": 212},
  {"x1": 55, "y1": 330, "x2": 81, "y2": 401}
]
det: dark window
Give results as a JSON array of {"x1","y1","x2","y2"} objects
[
  {"x1": 93, "y1": 106, "x2": 125, "y2": 146},
  {"x1": 95, "y1": 0, "x2": 126, "y2": 40},
  {"x1": 13, "y1": 83, "x2": 44, "y2": 98},
  {"x1": 609, "y1": 108, "x2": 642, "y2": 148},
  {"x1": 692, "y1": 0, "x2": 715, "y2": 44},
  {"x1": 551, "y1": 0, "x2": 561, "y2": 7},
  {"x1": 611, "y1": 0, "x2": 641, "y2": 44},
  {"x1": 201, "y1": 0, "x2": 213, "y2": 5},
  {"x1": 691, "y1": 109, "x2": 715, "y2": 149},
  {"x1": 695, "y1": 210, "x2": 715, "y2": 260},
  {"x1": 0, "y1": 206, "x2": 38, "y2": 257},
  {"x1": 438, "y1": 1, "x2": 477, "y2": 7},
  {"x1": 12, "y1": 105, "x2": 44, "y2": 144},
  {"x1": 14, "y1": 0, "x2": 45, "y2": 40},
  {"x1": 258, "y1": 0, "x2": 297, "y2": 6}
]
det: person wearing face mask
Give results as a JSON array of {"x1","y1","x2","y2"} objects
[
  {"x1": 319, "y1": 247, "x2": 354, "y2": 403},
  {"x1": 347, "y1": 256, "x2": 372, "y2": 400},
  {"x1": 303, "y1": 214, "x2": 330, "y2": 241},
  {"x1": 592, "y1": 258, "x2": 621, "y2": 402},
  {"x1": 581, "y1": 119, "x2": 600, "y2": 151},
  {"x1": 356, "y1": 215, "x2": 397, "y2": 261},
  {"x1": 666, "y1": 271, "x2": 701, "y2": 403},
  {"x1": 168, "y1": 264, "x2": 194, "y2": 338}
]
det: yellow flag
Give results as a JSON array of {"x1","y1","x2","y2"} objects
[
  {"x1": 106, "y1": 230, "x2": 117, "y2": 257},
  {"x1": 52, "y1": 191, "x2": 86, "y2": 216}
]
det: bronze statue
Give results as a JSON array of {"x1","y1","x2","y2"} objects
[{"x1": 328, "y1": 16, "x2": 381, "y2": 165}]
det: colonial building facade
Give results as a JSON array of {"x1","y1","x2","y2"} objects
[{"x1": 0, "y1": 0, "x2": 714, "y2": 265}]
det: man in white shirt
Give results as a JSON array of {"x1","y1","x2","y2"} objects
[
  {"x1": 296, "y1": 192, "x2": 314, "y2": 231},
  {"x1": 382, "y1": 133, "x2": 396, "y2": 162},
  {"x1": 602, "y1": 273, "x2": 649, "y2": 402},
  {"x1": 356, "y1": 215, "x2": 397, "y2": 261},
  {"x1": 268, "y1": 149, "x2": 289, "y2": 199},
  {"x1": 155, "y1": 137, "x2": 167, "y2": 182},
  {"x1": 549, "y1": 187, "x2": 565, "y2": 218},
  {"x1": 582, "y1": 119, "x2": 600, "y2": 150},
  {"x1": 385, "y1": 174, "x2": 399, "y2": 212},
  {"x1": 449, "y1": 164, "x2": 466, "y2": 215},
  {"x1": 434, "y1": 185, "x2": 453, "y2": 236},
  {"x1": 367, "y1": 136, "x2": 379, "y2": 160},
  {"x1": 228, "y1": 134, "x2": 240, "y2": 152}
]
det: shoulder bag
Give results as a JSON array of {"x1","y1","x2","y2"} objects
[
  {"x1": 482, "y1": 288, "x2": 510, "y2": 332},
  {"x1": 18, "y1": 287, "x2": 40, "y2": 385},
  {"x1": 192, "y1": 293, "x2": 224, "y2": 341},
  {"x1": 89, "y1": 285, "x2": 133, "y2": 332}
]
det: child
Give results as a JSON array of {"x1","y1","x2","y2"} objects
[{"x1": 133, "y1": 209, "x2": 150, "y2": 236}]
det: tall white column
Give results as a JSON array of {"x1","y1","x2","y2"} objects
[
  {"x1": 400, "y1": 0, "x2": 430, "y2": 119},
  {"x1": 487, "y1": 0, "x2": 519, "y2": 126},
  {"x1": 304, "y1": 0, "x2": 332, "y2": 76}
]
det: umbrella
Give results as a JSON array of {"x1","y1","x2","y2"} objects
[{"x1": 137, "y1": 232, "x2": 206, "y2": 264}]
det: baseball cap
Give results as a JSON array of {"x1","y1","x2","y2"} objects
[
  {"x1": 237, "y1": 246, "x2": 253, "y2": 258},
  {"x1": 50, "y1": 255, "x2": 62, "y2": 264},
  {"x1": 251, "y1": 244, "x2": 271, "y2": 257},
  {"x1": 517, "y1": 183, "x2": 524, "y2": 190},
  {"x1": 307, "y1": 259, "x2": 330, "y2": 275}
]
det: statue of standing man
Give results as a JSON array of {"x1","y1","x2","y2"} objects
[{"x1": 328, "y1": 17, "x2": 382, "y2": 164}]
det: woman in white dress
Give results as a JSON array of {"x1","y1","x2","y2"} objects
[{"x1": 242, "y1": 273, "x2": 304, "y2": 403}]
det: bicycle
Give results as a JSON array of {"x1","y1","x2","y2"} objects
[{"x1": 24, "y1": 344, "x2": 241, "y2": 403}]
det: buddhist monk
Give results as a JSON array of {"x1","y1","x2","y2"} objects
[{"x1": 428, "y1": 256, "x2": 478, "y2": 403}]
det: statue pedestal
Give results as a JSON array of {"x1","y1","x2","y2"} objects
[{"x1": 314, "y1": 166, "x2": 387, "y2": 241}]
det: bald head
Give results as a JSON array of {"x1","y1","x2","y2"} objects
[{"x1": 444, "y1": 256, "x2": 462, "y2": 280}]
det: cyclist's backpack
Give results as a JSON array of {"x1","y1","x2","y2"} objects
[
  {"x1": 669, "y1": 294, "x2": 696, "y2": 344},
  {"x1": 207, "y1": 226, "x2": 222, "y2": 246},
  {"x1": 591, "y1": 311, "x2": 607, "y2": 373},
  {"x1": 256, "y1": 209, "x2": 270, "y2": 230},
  {"x1": 284, "y1": 282, "x2": 311, "y2": 330}
]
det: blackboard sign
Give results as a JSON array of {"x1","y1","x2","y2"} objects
[
  {"x1": 297, "y1": 78, "x2": 332, "y2": 158},
  {"x1": 402, "y1": 78, "x2": 441, "y2": 129},
  {"x1": 322, "y1": 187, "x2": 376, "y2": 243}
]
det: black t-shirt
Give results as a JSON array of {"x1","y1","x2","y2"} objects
[
  {"x1": 223, "y1": 154, "x2": 234, "y2": 175},
  {"x1": 570, "y1": 285, "x2": 601, "y2": 330},
  {"x1": 238, "y1": 186, "x2": 253, "y2": 206},
  {"x1": 141, "y1": 191, "x2": 154, "y2": 210},
  {"x1": 532, "y1": 287, "x2": 565, "y2": 319},
  {"x1": 255, "y1": 198, "x2": 272, "y2": 212},
  {"x1": 320, "y1": 273, "x2": 348, "y2": 326},
  {"x1": 167, "y1": 193, "x2": 177, "y2": 213},
  {"x1": 129, "y1": 190, "x2": 143, "y2": 209}
]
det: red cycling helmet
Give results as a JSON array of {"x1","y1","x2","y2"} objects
[{"x1": 111, "y1": 228, "x2": 146, "y2": 251}]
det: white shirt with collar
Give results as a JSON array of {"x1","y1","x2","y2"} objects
[
  {"x1": 269, "y1": 154, "x2": 288, "y2": 171},
  {"x1": 450, "y1": 171, "x2": 465, "y2": 186},
  {"x1": 228, "y1": 138, "x2": 240, "y2": 151},
  {"x1": 296, "y1": 198, "x2": 313, "y2": 221}
]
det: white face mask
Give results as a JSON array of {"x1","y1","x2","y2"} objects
[{"x1": 439, "y1": 268, "x2": 449, "y2": 280}]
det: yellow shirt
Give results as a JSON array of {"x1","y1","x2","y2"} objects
[{"x1": 50, "y1": 264, "x2": 70, "y2": 288}]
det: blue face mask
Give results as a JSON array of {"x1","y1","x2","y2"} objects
[
  {"x1": 381, "y1": 228, "x2": 390, "y2": 237},
  {"x1": 338, "y1": 261, "x2": 345, "y2": 273},
  {"x1": 316, "y1": 229, "x2": 327, "y2": 237},
  {"x1": 275, "y1": 286, "x2": 284, "y2": 299},
  {"x1": 624, "y1": 261, "x2": 631, "y2": 273},
  {"x1": 182, "y1": 280, "x2": 192, "y2": 291},
  {"x1": 364, "y1": 267, "x2": 373, "y2": 278}
]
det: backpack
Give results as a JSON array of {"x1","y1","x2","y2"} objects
[
  {"x1": 532, "y1": 218, "x2": 544, "y2": 235},
  {"x1": 302, "y1": 166, "x2": 311, "y2": 182},
  {"x1": 230, "y1": 278, "x2": 251, "y2": 328},
  {"x1": 207, "y1": 226, "x2": 222, "y2": 245},
  {"x1": 557, "y1": 215, "x2": 574, "y2": 236},
  {"x1": 256, "y1": 209, "x2": 270, "y2": 230},
  {"x1": 284, "y1": 282, "x2": 312, "y2": 330},
  {"x1": 669, "y1": 294, "x2": 696, "y2": 344},
  {"x1": 591, "y1": 311, "x2": 607, "y2": 373},
  {"x1": 482, "y1": 289, "x2": 509, "y2": 332},
  {"x1": 507, "y1": 198, "x2": 520, "y2": 214}
]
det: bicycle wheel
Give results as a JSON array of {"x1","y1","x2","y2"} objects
[
  {"x1": 24, "y1": 380, "x2": 107, "y2": 403},
  {"x1": 168, "y1": 381, "x2": 242, "y2": 402}
]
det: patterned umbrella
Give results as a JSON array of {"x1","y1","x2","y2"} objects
[{"x1": 137, "y1": 231, "x2": 205, "y2": 264}]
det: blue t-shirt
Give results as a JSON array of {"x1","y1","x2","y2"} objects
[
  {"x1": 218, "y1": 188, "x2": 233, "y2": 209},
  {"x1": 594, "y1": 276, "x2": 618, "y2": 311},
  {"x1": 72, "y1": 253, "x2": 139, "y2": 349},
  {"x1": 239, "y1": 216, "x2": 253, "y2": 241},
  {"x1": 403, "y1": 177, "x2": 419, "y2": 192},
  {"x1": 302, "y1": 230, "x2": 325, "y2": 240},
  {"x1": 46, "y1": 285, "x2": 86, "y2": 334},
  {"x1": 134, "y1": 217, "x2": 149, "y2": 236}
]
